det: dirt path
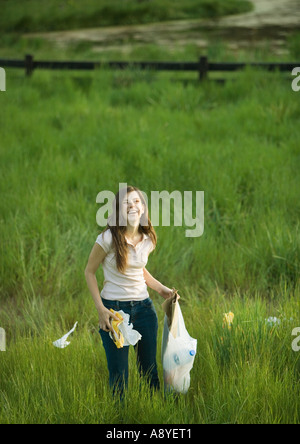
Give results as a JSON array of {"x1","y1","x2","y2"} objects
[
  {"x1": 25, "y1": 0, "x2": 300, "y2": 55},
  {"x1": 219, "y1": 0, "x2": 300, "y2": 27}
]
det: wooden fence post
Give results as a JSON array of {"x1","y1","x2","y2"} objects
[
  {"x1": 25, "y1": 54, "x2": 34, "y2": 77},
  {"x1": 199, "y1": 56, "x2": 208, "y2": 81}
]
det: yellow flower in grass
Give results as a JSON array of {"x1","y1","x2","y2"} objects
[{"x1": 223, "y1": 312, "x2": 234, "y2": 330}]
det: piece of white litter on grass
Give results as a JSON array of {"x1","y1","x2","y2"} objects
[
  {"x1": 265, "y1": 317, "x2": 281, "y2": 327},
  {"x1": 53, "y1": 322, "x2": 78, "y2": 348}
]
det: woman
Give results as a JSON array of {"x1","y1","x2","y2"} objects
[{"x1": 84, "y1": 185, "x2": 173, "y2": 396}]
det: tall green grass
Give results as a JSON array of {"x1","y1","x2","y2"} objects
[
  {"x1": 0, "y1": 64, "x2": 300, "y2": 423},
  {"x1": 1, "y1": 289, "x2": 299, "y2": 423}
]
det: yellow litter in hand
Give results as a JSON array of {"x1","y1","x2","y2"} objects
[
  {"x1": 109, "y1": 309, "x2": 142, "y2": 348},
  {"x1": 109, "y1": 309, "x2": 124, "y2": 348}
]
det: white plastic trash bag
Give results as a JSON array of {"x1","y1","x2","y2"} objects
[{"x1": 161, "y1": 292, "x2": 197, "y2": 394}]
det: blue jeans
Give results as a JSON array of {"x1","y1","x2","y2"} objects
[{"x1": 99, "y1": 298, "x2": 160, "y2": 397}]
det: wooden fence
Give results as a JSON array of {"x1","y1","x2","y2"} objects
[{"x1": 0, "y1": 54, "x2": 299, "y2": 81}]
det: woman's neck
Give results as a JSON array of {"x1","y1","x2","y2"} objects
[{"x1": 125, "y1": 224, "x2": 140, "y2": 238}]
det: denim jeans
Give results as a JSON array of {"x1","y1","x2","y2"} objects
[{"x1": 99, "y1": 298, "x2": 160, "y2": 397}]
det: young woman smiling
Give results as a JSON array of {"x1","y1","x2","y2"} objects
[{"x1": 84, "y1": 185, "x2": 173, "y2": 396}]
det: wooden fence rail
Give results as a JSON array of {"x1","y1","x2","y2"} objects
[{"x1": 0, "y1": 54, "x2": 299, "y2": 81}]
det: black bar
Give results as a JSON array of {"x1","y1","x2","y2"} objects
[
  {"x1": 209, "y1": 62, "x2": 300, "y2": 72},
  {"x1": 26, "y1": 60, "x2": 198, "y2": 71},
  {"x1": 0, "y1": 56, "x2": 299, "y2": 76},
  {"x1": 105, "y1": 61, "x2": 198, "y2": 71},
  {"x1": 0, "y1": 59, "x2": 25, "y2": 68},
  {"x1": 34, "y1": 60, "x2": 99, "y2": 70}
]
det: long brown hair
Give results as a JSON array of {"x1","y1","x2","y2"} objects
[{"x1": 102, "y1": 185, "x2": 157, "y2": 273}]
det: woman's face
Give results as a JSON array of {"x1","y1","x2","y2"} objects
[{"x1": 121, "y1": 191, "x2": 145, "y2": 227}]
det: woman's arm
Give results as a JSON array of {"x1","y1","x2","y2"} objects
[
  {"x1": 143, "y1": 267, "x2": 173, "y2": 300},
  {"x1": 84, "y1": 243, "x2": 118, "y2": 331}
]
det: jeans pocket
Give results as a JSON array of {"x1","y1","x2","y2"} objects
[
  {"x1": 141, "y1": 297, "x2": 153, "y2": 308},
  {"x1": 101, "y1": 299, "x2": 118, "y2": 311}
]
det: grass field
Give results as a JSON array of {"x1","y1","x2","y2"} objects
[{"x1": 1, "y1": 33, "x2": 300, "y2": 423}]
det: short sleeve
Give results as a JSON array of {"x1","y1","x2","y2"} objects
[
  {"x1": 148, "y1": 239, "x2": 155, "y2": 254},
  {"x1": 95, "y1": 229, "x2": 113, "y2": 254}
]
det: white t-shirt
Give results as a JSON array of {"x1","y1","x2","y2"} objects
[{"x1": 95, "y1": 229, "x2": 155, "y2": 301}]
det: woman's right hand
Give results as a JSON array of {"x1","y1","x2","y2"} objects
[{"x1": 98, "y1": 307, "x2": 119, "y2": 332}]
